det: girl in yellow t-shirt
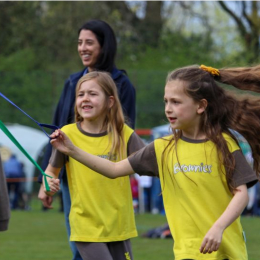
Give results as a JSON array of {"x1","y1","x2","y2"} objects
[
  {"x1": 49, "y1": 64, "x2": 260, "y2": 260},
  {"x1": 44, "y1": 71, "x2": 144, "y2": 260}
]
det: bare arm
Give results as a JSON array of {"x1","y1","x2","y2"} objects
[
  {"x1": 200, "y1": 184, "x2": 249, "y2": 254},
  {"x1": 43, "y1": 164, "x2": 61, "y2": 196},
  {"x1": 50, "y1": 129, "x2": 135, "y2": 178}
]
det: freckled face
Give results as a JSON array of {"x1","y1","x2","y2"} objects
[
  {"x1": 164, "y1": 79, "x2": 201, "y2": 133},
  {"x1": 76, "y1": 79, "x2": 108, "y2": 123},
  {"x1": 78, "y1": 30, "x2": 101, "y2": 71}
]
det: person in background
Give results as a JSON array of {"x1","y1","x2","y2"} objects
[
  {"x1": 44, "y1": 72, "x2": 144, "y2": 259},
  {"x1": 0, "y1": 153, "x2": 10, "y2": 232},
  {"x1": 135, "y1": 175, "x2": 153, "y2": 213},
  {"x1": 38, "y1": 19, "x2": 136, "y2": 260},
  {"x1": 49, "y1": 64, "x2": 260, "y2": 260},
  {"x1": 130, "y1": 175, "x2": 139, "y2": 213},
  {"x1": 232, "y1": 131, "x2": 260, "y2": 216},
  {"x1": 4, "y1": 154, "x2": 23, "y2": 210}
]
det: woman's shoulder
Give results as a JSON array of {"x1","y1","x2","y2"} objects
[
  {"x1": 61, "y1": 69, "x2": 85, "y2": 93},
  {"x1": 112, "y1": 67, "x2": 132, "y2": 84},
  {"x1": 68, "y1": 69, "x2": 85, "y2": 83}
]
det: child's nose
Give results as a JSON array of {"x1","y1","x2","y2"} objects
[
  {"x1": 165, "y1": 104, "x2": 172, "y2": 113},
  {"x1": 83, "y1": 94, "x2": 90, "y2": 100}
]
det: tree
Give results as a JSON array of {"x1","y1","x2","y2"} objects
[{"x1": 218, "y1": 1, "x2": 260, "y2": 63}]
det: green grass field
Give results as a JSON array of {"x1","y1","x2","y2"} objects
[{"x1": 0, "y1": 196, "x2": 260, "y2": 260}]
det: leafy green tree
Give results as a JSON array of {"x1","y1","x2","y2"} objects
[
  {"x1": 218, "y1": 1, "x2": 260, "y2": 63},
  {"x1": 1, "y1": 1, "x2": 259, "y2": 130}
]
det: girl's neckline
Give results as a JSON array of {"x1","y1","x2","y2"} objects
[
  {"x1": 180, "y1": 135, "x2": 208, "y2": 143},
  {"x1": 76, "y1": 122, "x2": 107, "y2": 137}
]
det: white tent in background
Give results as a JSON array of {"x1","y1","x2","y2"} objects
[{"x1": 0, "y1": 123, "x2": 48, "y2": 193}]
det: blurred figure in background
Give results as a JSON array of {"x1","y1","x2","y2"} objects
[
  {"x1": 4, "y1": 154, "x2": 23, "y2": 210},
  {"x1": 130, "y1": 174, "x2": 139, "y2": 213},
  {"x1": 234, "y1": 133, "x2": 260, "y2": 216},
  {"x1": 0, "y1": 153, "x2": 10, "y2": 231},
  {"x1": 135, "y1": 175, "x2": 153, "y2": 213}
]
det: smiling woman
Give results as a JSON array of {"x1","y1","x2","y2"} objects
[{"x1": 78, "y1": 30, "x2": 101, "y2": 71}]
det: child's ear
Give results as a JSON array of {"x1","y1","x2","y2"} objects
[
  {"x1": 197, "y1": 99, "x2": 208, "y2": 114},
  {"x1": 108, "y1": 96, "x2": 115, "y2": 108}
]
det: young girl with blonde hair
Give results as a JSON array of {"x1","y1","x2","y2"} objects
[
  {"x1": 44, "y1": 71, "x2": 144, "y2": 260},
  {"x1": 49, "y1": 64, "x2": 260, "y2": 260}
]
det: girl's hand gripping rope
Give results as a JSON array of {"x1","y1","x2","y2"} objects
[
  {"x1": 43, "y1": 177, "x2": 60, "y2": 197},
  {"x1": 50, "y1": 129, "x2": 75, "y2": 156}
]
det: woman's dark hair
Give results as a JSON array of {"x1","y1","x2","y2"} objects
[{"x1": 78, "y1": 19, "x2": 117, "y2": 72}]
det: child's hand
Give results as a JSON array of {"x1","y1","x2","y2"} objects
[
  {"x1": 200, "y1": 225, "x2": 223, "y2": 254},
  {"x1": 50, "y1": 129, "x2": 74, "y2": 155},
  {"x1": 44, "y1": 178, "x2": 60, "y2": 196}
]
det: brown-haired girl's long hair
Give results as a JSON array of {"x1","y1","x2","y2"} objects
[
  {"x1": 74, "y1": 71, "x2": 126, "y2": 160},
  {"x1": 164, "y1": 64, "x2": 260, "y2": 192}
]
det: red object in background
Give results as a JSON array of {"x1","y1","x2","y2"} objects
[
  {"x1": 135, "y1": 129, "x2": 151, "y2": 136},
  {"x1": 130, "y1": 176, "x2": 139, "y2": 200}
]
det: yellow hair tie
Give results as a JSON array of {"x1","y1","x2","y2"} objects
[{"x1": 200, "y1": 64, "x2": 220, "y2": 77}]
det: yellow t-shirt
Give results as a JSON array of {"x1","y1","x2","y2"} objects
[
  {"x1": 153, "y1": 134, "x2": 247, "y2": 260},
  {"x1": 55, "y1": 123, "x2": 138, "y2": 242}
]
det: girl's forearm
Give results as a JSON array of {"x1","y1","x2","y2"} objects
[
  {"x1": 68, "y1": 145, "x2": 134, "y2": 178},
  {"x1": 212, "y1": 184, "x2": 248, "y2": 231}
]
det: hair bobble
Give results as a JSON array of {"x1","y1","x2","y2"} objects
[{"x1": 200, "y1": 64, "x2": 220, "y2": 77}]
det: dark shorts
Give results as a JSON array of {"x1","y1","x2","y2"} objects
[{"x1": 75, "y1": 239, "x2": 133, "y2": 260}]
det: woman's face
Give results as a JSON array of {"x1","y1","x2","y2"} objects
[{"x1": 78, "y1": 30, "x2": 102, "y2": 71}]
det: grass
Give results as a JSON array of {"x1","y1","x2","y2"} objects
[{"x1": 0, "y1": 196, "x2": 260, "y2": 260}]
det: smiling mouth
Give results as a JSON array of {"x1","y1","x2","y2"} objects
[
  {"x1": 82, "y1": 54, "x2": 90, "y2": 60},
  {"x1": 82, "y1": 105, "x2": 92, "y2": 110}
]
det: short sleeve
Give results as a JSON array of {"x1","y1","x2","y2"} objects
[
  {"x1": 128, "y1": 142, "x2": 159, "y2": 177},
  {"x1": 49, "y1": 148, "x2": 67, "y2": 168},
  {"x1": 127, "y1": 132, "x2": 145, "y2": 156},
  {"x1": 232, "y1": 150, "x2": 258, "y2": 188}
]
